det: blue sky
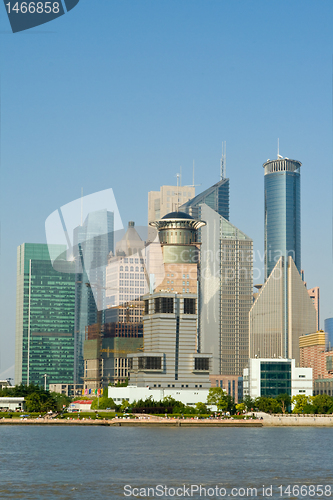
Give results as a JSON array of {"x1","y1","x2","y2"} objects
[{"x1": 0, "y1": 0, "x2": 332, "y2": 378}]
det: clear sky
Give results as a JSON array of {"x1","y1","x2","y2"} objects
[{"x1": 0, "y1": 0, "x2": 332, "y2": 379}]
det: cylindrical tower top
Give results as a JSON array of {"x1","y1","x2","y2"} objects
[{"x1": 263, "y1": 158, "x2": 301, "y2": 175}]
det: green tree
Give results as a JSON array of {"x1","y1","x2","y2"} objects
[
  {"x1": 275, "y1": 393, "x2": 291, "y2": 414},
  {"x1": 50, "y1": 392, "x2": 71, "y2": 412},
  {"x1": 312, "y1": 394, "x2": 333, "y2": 414},
  {"x1": 242, "y1": 395, "x2": 256, "y2": 412},
  {"x1": 121, "y1": 399, "x2": 129, "y2": 412},
  {"x1": 207, "y1": 388, "x2": 235, "y2": 413},
  {"x1": 235, "y1": 403, "x2": 245, "y2": 413},
  {"x1": 292, "y1": 394, "x2": 311, "y2": 414},
  {"x1": 195, "y1": 402, "x2": 208, "y2": 414},
  {"x1": 91, "y1": 397, "x2": 116, "y2": 410},
  {"x1": 255, "y1": 397, "x2": 280, "y2": 414}
]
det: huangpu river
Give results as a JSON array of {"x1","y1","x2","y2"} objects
[{"x1": 0, "y1": 426, "x2": 332, "y2": 500}]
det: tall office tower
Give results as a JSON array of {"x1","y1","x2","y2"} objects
[
  {"x1": 148, "y1": 185, "x2": 195, "y2": 223},
  {"x1": 199, "y1": 204, "x2": 253, "y2": 375},
  {"x1": 128, "y1": 212, "x2": 212, "y2": 389},
  {"x1": 73, "y1": 209, "x2": 114, "y2": 384},
  {"x1": 180, "y1": 178, "x2": 229, "y2": 221},
  {"x1": 83, "y1": 221, "x2": 149, "y2": 390},
  {"x1": 324, "y1": 318, "x2": 333, "y2": 350},
  {"x1": 180, "y1": 176, "x2": 251, "y2": 376},
  {"x1": 263, "y1": 158, "x2": 301, "y2": 280},
  {"x1": 308, "y1": 287, "x2": 320, "y2": 331},
  {"x1": 15, "y1": 243, "x2": 75, "y2": 388},
  {"x1": 250, "y1": 156, "x2": 316, "y2": 363},
  {"x1": 249, "y1": 257, "x2": 317, "y2": 365}
]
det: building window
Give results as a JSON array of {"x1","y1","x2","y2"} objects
[
  {"x1": 194, "y1": 358, "x2": 209, "y2": 371},
  {"x1": 184, "y1": 298, "x2": 196, "y2": 314},
  {"x1": 138, "y1": 356, "x2": 162, "y2": 370},
  {"x1": 155, "y1": 297, "x2": 174, "y2": 313}
]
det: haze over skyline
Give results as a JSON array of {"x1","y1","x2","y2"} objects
[{"x1": 0, "y1": 0, "x2": 332, "y2": 379}]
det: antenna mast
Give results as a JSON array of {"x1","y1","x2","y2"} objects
[
  {"x1": 220, "y1": 141, "x2": 226, "y2": 180},
  {"x1": 80, "y1": 187, "x2": 83, "y2": 226}
]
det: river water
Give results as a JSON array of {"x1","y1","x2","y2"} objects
[{"x1": 0, "y1": 426, "x2": 332, "y2": 499}]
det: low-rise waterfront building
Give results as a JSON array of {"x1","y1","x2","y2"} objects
[
  {"x1": 243, "y1": 358, "x2": 313, "y2": 399},
  {"x1": 0, "y1": 397, "x2": 25, "y2": 411},
  {"x1": 108, "y1": 385, "x2": 210, "y2": 407}
]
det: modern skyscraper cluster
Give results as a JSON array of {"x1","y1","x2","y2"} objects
[
  {"x1": 14, "y1": 149, "x2": 321, "y2": 398},
  {"x1": 250, "y1": 157, "x2": 317, "y2": 365}
]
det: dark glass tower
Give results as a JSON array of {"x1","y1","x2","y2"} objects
[
  {"x1": 263, "y1": 158, "x2": 301, "y2": 280},
  {"x1": 15, "y1": 243, "x2": 75, "y2": 388},
  {"x1": 180, "y1": 178, "x2": 229, "y2": 221}
]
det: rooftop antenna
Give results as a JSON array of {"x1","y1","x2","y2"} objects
[
  {"x1": 277, "y1": 138, "x2": 283, "y2": 159},
  {"x1": 180, "y1": 165, "x2": 182, "y2": 187},
  {"x1": 220, "y1": 141, "x2": 226, "y2": 180},
  {"x1": 176, "y1": 173, "x2": 180, "y2": 211},
  {"x1": 80, "y1": 187, "x2": 83, "y2": 226},
  {"x1": 187, "y1": 160, "x2": 201, "y2": 188}
]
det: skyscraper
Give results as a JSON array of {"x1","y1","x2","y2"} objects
[
  {"x1": 73, "y1": 209, "x2": 114, "y2": 384},
  {"x1": 180, "y1": 177, "x2": 252, "y2": 376},
  {"x1": 15, "y1": 243, "x2": 75, "y2": 388},
  {"x1": 199, "y1": 204, "x2": 253, "y2": 375},
  {"x1": 148, "y1": 185, "x2": 195, "y2": 223},
  {"x1": 263, "y1": 158, "x2": 301, "y2": 280},
  {"x1": 128, "y1": 211, "x2": 211, "y2": 389},
  {"x1": 250, "y1": 156, "x2": 316, "y2": 362},
  {"x1": 180, "y1": 178, "x2": 229, "y2": 221}
]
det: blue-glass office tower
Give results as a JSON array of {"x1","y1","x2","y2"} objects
[
  {"x1": 73, "y1": 209, "x2": 114, "y2": 383},
  {"x1": 15, "y1": 243, "x2": 75, "y2": 388},
  {"x1": 180, "y1": 178, "x2": 229, "y2": 221},
  {"x1": 325, "y1": 318, "x2": 333, "y2": 350},
  {"x1": 264, "y1": 158, "x2": 301, "y2": 280}
]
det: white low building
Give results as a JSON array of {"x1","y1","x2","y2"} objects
[
  {"x1": 0, "y1": 397, "x2": 25, "y2": 411},
  {"x1": 67, "y1": 400, "x2": 93, "y2": 412},
  {"x1": 243, "y1": 358, "x2": 313, "y2": 399},
  {"x1": 108, "y1": 385, "x2": 210, "y2": 406}
]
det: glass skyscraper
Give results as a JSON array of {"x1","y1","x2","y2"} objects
[
  {"x1": 250, "y1": 157, "x2": 316, "y2": 361},
  {"x1": 264, "y1": 158, "x2": 301, "y2": 280},
  {"x1": 15, "y1": 243, "x2": 75, "y2": 388},
  {"x1": 180, "y1": 178, "x2": 229, "y2": 221},
  {"x1": 180, "y1": 178, "x2": 253, "y2": 376},
  {"x1": 73, "y1": 209, "x2": 114, "y2": 383}
]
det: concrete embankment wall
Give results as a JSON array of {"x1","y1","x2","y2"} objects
[{"x1": 262, "y1": 415, "x2": 333, "y2": 426}]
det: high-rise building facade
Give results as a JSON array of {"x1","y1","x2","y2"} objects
[
  {"x1": 308, "y1": 287, "x2": 320, "y2": 331},
  {"x1": 263, "y1": 158, "x2": 301, "y2": 280},
  {"x1": 15, "y1": 243, "x2": 75, "y2": 388},
  {"x1": 199, "y1": 204, "x2": 253, "y2": 375},
  {"x1": 180, "y1": 177, "x2": 252, "y2": 377},
  {"x1": 250, "y1": 156, "x2": 317, "y2": 363},
  {"x1": 325, "y1": 318, "x2": 333, "y2": 350},
  {"x1": 128, "y1": 212, "x2": 211, "y2": 389},
  {"x1": 148, "y1": 185, "x2": 195, "y2": 223},
  {"x1": 180, "y1": 178, "x2": 229, "y2": 221},
  {"x1": 82, "y1": 221, "x2": 148, "y2": 391},
  {"x1": 249, "y1": 257, "x2": 317, "y2": 365},
  {"x1": 73, "y1": 209, "x2": 114, "y2": 383}
]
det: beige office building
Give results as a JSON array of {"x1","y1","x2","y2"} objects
[
  {"x1": 199, "y1": 204, "x2": 253, "y2": 376},
  {"x1": 249, "y1": 256, "x2": 317, "y2": 366},
  {"x1": 148, "y1": 185, "x2": 195, "y2": 223}
]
